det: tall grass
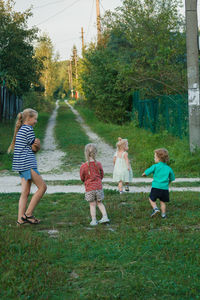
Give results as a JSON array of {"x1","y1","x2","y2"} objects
[
  {"x1": 54, "y1": 104, "x2": 90, "y2": 170},
  {"x1": 75, "y1": 104, "x2": 200, "y2": 177},
  {"x1": 1, "y1": 191, "x2": 200, "y2": 299}
]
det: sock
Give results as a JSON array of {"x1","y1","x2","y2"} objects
[{"x1": 161, "y1": 213, "x2": 166, "y2": 217}]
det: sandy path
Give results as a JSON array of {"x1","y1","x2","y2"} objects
[
  {"x1": 36, "y1": 100, "x2": 65, "y2": 173},
  {"x1": 65, "y1": 100, "x2": 115, "y2": 173},
  {"x1": 0, "y1": 100, "x2": 200, "y2": 193}
]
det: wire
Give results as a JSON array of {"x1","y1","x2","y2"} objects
[
  {"x1": 99, "y1": 0, "x2": 106, "y2": 13},
  {"x1": 85, "y1": 0, "x2": 95, "y2": 40},
  {"x1": 33, "y1": 0, "x2": 68, "y2": 10},
  {"x1": 36, "y1": 0, "x2": 82, "y2": 26}
]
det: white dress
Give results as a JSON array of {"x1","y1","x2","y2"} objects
[{"x1": 113, "y1": 151, "x2": 133, "y2": 182}]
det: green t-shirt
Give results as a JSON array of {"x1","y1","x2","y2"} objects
[{"x1": 144, "y1": 162, "x2": 175, "y2": 190}]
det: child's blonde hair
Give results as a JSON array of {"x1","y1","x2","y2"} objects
[
  {"x1": 154, "y1": 148, "x2": 169, "y2": 163},
  {"x1": 84, "y1": 143, "x2": 99, "y2": 175},
  {"x1": 116, "y1": 137, "x2": 128, "y2": 151},
  {"x1": 8, "y1": 108, "x2": 38, "y2": 153}
]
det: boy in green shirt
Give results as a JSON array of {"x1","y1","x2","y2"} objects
[{"x1": 142, "y1": 148, "x2": 175, "y2": 218}]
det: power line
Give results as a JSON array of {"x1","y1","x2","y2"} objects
[
  {"x1": 33, "y1": 0, "x2": 68, "y2": 10},
  {"x1": 99, "y1": 0, "x2": 106, "y2": 13},
  {"x1": 36, "y1": 0, "x2": 82, "y2": 26}
]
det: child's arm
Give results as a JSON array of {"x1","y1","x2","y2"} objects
[
  {"x1": 169, "y1": 168, "x2": 175, "y2": 183},
  {"x1": 32, "y1": 138, "x2": 40, "y2": 153},
  {"x1": 142, "y1": 165, "x2": 156, "y2": 177},
  {"x1": 124, "y1": 152, "x2": 130, "y2": 170},
  {"x1": 80, "y1": 164, "x2": 86, "y2": 182},
  {"x1": 113, "y1": 156, "x2": 116, "y2": 165},
  {"x1": 99, "y1": 162, "x2": 104, "y2": 179}
]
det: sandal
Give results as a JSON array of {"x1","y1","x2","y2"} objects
[
  {"x1": 17, "y1": 220, "x2": 28, "y2": 226},
  {"x1": 21, "y1": 213, "x2": 40, "y2": 225}
]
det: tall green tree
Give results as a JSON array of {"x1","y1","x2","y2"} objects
[
  {"x1": 34, "y1": 34, "x2": 59, "y2": 99},
  {"x1": 0, "y1": 0, "x2": 40, "y2": 95},
  {"x1": 79, "y1": 0, "x2": 186, "y2": 123}
]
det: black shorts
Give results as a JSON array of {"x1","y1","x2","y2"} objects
[{"x1": 149, "y1": 188, "x2": 169, "y2": 203}]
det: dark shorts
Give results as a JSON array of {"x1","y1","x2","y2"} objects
[{"x1": 149, "y1": 188, "x2": 169, "y2": 203}]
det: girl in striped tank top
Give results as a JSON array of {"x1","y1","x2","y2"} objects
[
  {"x1": 8, "y1": 109, "x2": 47, "y2": 226},
  {"x1": 80, "y1": 144, "x2": 109, "y2": 226}
]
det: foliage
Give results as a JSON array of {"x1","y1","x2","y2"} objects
[
  {"x1": 0, "y1": 0, "x2": 41, "y2": 95},
  {"x1": 53, "y1": 60, "x2": 70, "y2": 99},
  {"x1": 79, "y1": 0, "x2": 187, "y2": 124},
  {"x1": 34, "y1": 34, "x2": 59, "y2": 99},
  {"x1": 1, "y1": 191, "x2": 200, "y2": 299},
  {"x1": 23, "y1": 90, "x2": 55, "y2": 113}
]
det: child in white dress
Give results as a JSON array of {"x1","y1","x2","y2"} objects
[{"x1": 113, "y1": 137, "x2": 133, "y2": 194}]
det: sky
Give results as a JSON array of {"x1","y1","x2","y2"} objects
[{"x1": 13, "y1": 0, "x2": 200, "y2": 61}]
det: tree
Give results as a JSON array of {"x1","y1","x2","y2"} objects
[
  {"x1": 79, "y1": 0, "x2": 187, "y2": 123},
  {"x1": 0, "y1": 0, "x2": 40, "y2": 95},
  {"x1": 34, "y1": 34, "x2": 59, "y2": 99}
]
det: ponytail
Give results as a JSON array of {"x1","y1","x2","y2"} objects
[{"x1": 8, "y1": 112, "x2": 23, "y2": 153}]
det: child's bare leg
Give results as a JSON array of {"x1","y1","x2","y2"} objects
[
  {"x1": 149, "y1": 198, "x2": 157, "y2": 210},
  {"x1": 160, "y1": 201, "x2": 166, "y2": 215},
  {"x1": 97, "y1": 201, "x2": 107, "y2": 217},
  {"x1": 89, "y1": 201, "x2": 97, "y2": 220},
  {"x1": 118, "y1": 181, "x2": 123, "y2": 192},
  {"x1": 18, "y1": 178, "x2": 31, "y2": 223},
  {"x1": 25, "y1": 170, "x2": 47, "y2": 218}
]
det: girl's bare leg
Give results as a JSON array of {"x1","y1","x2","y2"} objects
[
  {"x1": 118, "y1": 181, "x2": 123, "y2": 192},
  {"x1": 18, "y1": 178, "x2": 31, "y2": 223},
  {"x1": 25, "y1": 169, "x2": 47, "y2": 217},
  {"x1": 89, "y1": 201, "x2": 97, "y2": 220},
  {"x1": 97, "y1": 201, "x2": 107, "y2": 217}
]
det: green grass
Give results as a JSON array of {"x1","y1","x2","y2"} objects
[
  {"x1": 75, "y1": 104, "x2": 200, "y2": 178},
  {"x1": 1, "y1": 191, "x2": 200, "y2": 299},
  {"x1": 0, "y1": 113, "x2": 50, "y2": 171},
  {"x1": 54, "y1": 104, "x2": 90, "y2": 171},
  {"x1": 45, "y1": 180, "x2": 200, "y2": 188}
]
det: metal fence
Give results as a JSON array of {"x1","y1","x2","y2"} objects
[
  {"x1": 132, "y1": 91, "x2": 188, "y2": 138},
  {"x1": 0, "y1": 86, "x2": 23, "y2": 121}
]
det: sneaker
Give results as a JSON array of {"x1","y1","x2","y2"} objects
[
  {"x1": 90, "y1": 220, "x2": 98, "y2": 226},
  {"x1": 161, "y1": 214, "x2": 167, "y2": 219},
  {"x1": 119, "y1": 190, "x2": 124, "y2": 195},
  {"x1": 151, "y1": 208, "x2": 160, "y2": 217},
  {"x1": 125, "y1": 185, "x2": 129, "y2": 192},
  {"x1": 98, "y1": 216, "x2": 110, "y2": 224}
]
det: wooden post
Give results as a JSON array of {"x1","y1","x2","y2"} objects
[
  {"x1": 185, "y1": 0, "x2": 200, "y2": 151},
  {"x1": 96, "y1": 0, "x2": 101, "y2": 44}
]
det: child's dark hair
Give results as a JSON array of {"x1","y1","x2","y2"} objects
[{"x1": 154, "y1": 148, "x2": 169, "y2": 163}]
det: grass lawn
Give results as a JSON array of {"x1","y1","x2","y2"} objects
[
  {"x1": 54, "y1": 104, "x2": 90, "y2": 171},
  {"x1": 1, "y1": 191, "x2": 200, "y2": 299},
  {"x1": 0, "y1": 112, "x2": 50, "y2": 171},
  {"x1": 75, "y1": 103, "x2": 200, "y2": 178}
]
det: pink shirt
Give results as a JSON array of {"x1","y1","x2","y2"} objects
[{"x1": 80, "y1": 161, "x2": 104, "y2": 192}]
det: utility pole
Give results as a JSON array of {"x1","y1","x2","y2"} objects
[
  {"x1": 185, "y1": 0, "x2": 200, "y2": 152},
  {"x1": 96, "y1": 0, "x2": 101, "y2": 43},
  {"x1": 74, "y1": 47, "x2": 79, "y2": 99},
  {"x1": 81, "y1": 27, "x2": 84, "y2": 53},
  {"x1": 69, "y1": 60, "x2": 73, "y2": 98}
]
